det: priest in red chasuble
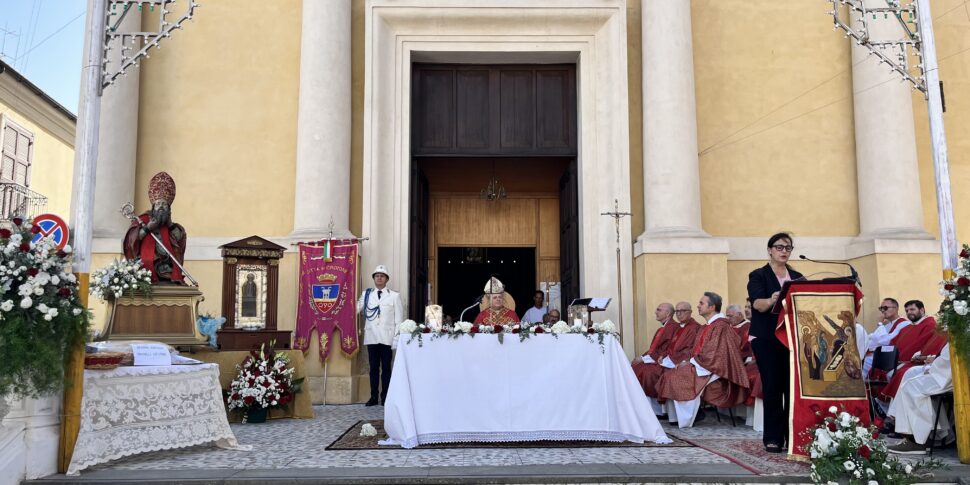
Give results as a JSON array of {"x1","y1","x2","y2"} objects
[
  {"x1": 474, "y1": 277, "x2": 520, "y2": 325},
  {"x1": 632, "y1": 303, "x2": 677, "y2": 397},
  {"x1": 656, "y1": 292, "x2": 749, "y2": 428},
  {"x1": 727, "y1": 303, "x2": 762, "y2": 405},
  {"x1": 122, "y1": 171, "x2": 187, "y2": 284},
  {"x1": 636, "y1": 301, "x2": 701, "y2": 418}
]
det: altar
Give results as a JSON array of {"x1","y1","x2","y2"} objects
[{"x1": 381, "y1": 334, "x2": 670, "y2": 448}]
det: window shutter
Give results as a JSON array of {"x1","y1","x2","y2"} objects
[
  {"x1": 1, "y1": 120, "x2": 34, "y2": 187},
  {"x1": 1, "y1": 125, "x2": 15, "y2": 182}
]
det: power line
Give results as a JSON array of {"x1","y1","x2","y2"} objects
[
  {"x1": 21, "y1": 0, "x2": 45, "y2": 71},
  {"x1": 11, "y1": 9, "x2": 84, "y2": 64},
  {"x1": 697, "y1": 75, "x2": 910, "y2": 158},
  {"x1": 698, "y1": 1, "x2": 970, "y2": 157}
]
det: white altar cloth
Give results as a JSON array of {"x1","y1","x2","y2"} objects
[
  {"x1": 381, "y1": 334, "x2": 671, "y2": 448},
  {"x1": 68, "y1": 363, "x2": 244, "y2": 475}
]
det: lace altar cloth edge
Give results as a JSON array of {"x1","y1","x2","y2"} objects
[{"x1": 67, "y1": 363, "x2": 245, "y2": 475}]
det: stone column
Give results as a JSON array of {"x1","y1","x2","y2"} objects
[
  {"x1": 290, "y1": 0, "x2": 353, "y2": 240},
  {"x1": 851, "y1": 2, "x2": 930, "y2": 240},
  {"x1": 92, "y1": 9, "x2": 140, "y2": 239},
  {"x1": 639, "y1": 0, "x2": 708, "y2": 240}
]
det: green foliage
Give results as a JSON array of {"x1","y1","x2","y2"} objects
[{"x1": 0, "y1": 218, "x2": 90, "y2": 398}]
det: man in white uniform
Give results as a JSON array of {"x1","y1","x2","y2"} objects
[
  {"x1": 521, "y1": 290, "x2": 547, "y2": 324},
  {"x1": 356, "y1": 264, "x2": 404, "y2": 406},
  {"x1": 886, "y1": 344, "x2": 953, "y2": 454}
]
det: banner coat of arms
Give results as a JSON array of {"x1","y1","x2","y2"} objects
[{"x1": 296, "y1": 242, "x2": 359, "y2": 360}]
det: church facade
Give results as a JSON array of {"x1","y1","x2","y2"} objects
[{"x1": 87, "y1": 0, "x2": 970, "y2": 403}]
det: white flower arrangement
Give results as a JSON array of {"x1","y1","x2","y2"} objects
[
  {"x1": 550, "y1": 320, "x2": 571, "y2": 334},
  {"x1": 592, "y1": 319, "x2": 618, "y2": 334},
  {"x1": 453, "y1": 321, "x2": 473, "y2": 333},
  {"x1": 359, "y1": 423, "x2": 378, "y2": 437},
  {"x1": 398, "y1": 319, "x2": 418, "y2": 335},
  {"x1": 89, "y1": 258, "x2": 153, "y2": 301},
  {"x1": 805, "y1": 406, "x2": 940, "y2": 485},
  {"x1": 226, "y1": 343, "x2": 302, "y2": 418},
  {"x1": 0, "y1": 218, "x2": 89, "y2": 398}
]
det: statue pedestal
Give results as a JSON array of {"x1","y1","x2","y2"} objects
[
  {"x1": 216, "y1": 328, "x2": 292, "y2": 351},
  {"x1": 104, "y1": 285, "x2": 207, "y2": 346}
]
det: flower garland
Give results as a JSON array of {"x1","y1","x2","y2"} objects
[
  {"x1": 89, "y1": 258, "x2": 153, "y2": 301},
  {"x1": 0, "y1": 217, "x2": 90, "y2": 398},
  {"x1": 804, "y1": 406, "x2": 941, "y2": 485},
  {"x1": 938, "y1": 243, "x2": 970, "y2": 359},
  {"x1": 226, "y1": 342, "x2": 304, "y2": 420},
  {"x1": 397, "y1": 319, "x2": 619, "y2": 352}
]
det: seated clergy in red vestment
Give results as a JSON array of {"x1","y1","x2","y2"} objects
[
  {"x1": 656, "y1": 292, "x2": 749, "y2": 428},
  {"x1": 636, "y1": 302, "x2": 701, "y2": 412},
  {"x1": 877, "y1": 330, "x2": 949, "y2": 403},
  {"x1": 474, "y1": 277, "x2": 520, "y2": 325},
  {"x1": 632, "y1": 303, "x2": 678, "y2": 404},
  {"x1": 726, "y1": 304, "x2": 762, "y2": 405},
  {"x1": 892, "y1": 300, "x2": 937, "y2": 362}
]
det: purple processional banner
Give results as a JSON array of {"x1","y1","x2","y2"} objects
[{"x1": 296, "y1": 241, "x2": 359, "y2": 360}]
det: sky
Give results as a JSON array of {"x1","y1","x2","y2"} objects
[{"x1": 0, "y1": 0, "x2": 87, "y2": 114}]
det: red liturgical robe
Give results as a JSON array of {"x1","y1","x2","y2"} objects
[
  {"x1": 634, "y1": 318, "x2": 701, "y2": 398},
  {"x1": 633, "y1": 318, "x2": 679, "y2": 397},
  {"x1": 657, "y1": 317, "x2": 749, "y2": 407},
  {"x1": 878, "y1": 331, "x2": 949, "y2": 400},
  {"x1": 893, "y1": 316, "x2": 937, "y2": 362},
  {"x1": 474, "y1": 307, "x2": 520, "y2": 325}
]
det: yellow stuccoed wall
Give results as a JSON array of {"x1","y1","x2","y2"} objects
[
  {"x1": 691, "y1": 0, "x2": 860, "y2": 237},
  {"x1": 133, "y1": 2, "x2": 301, "y2": 236},
  {"x1": 0, "y1": 99, "x2": 75, "y2": 217}
]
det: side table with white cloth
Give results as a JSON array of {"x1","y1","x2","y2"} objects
[
  {"x1": 67, "y1": 363, "x2": 247, "y2": 475},
  {"x1": 381, "y1": 334, "x2": 671, "y2": 448}
]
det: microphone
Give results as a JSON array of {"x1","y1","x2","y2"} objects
[
  {"x1": 798, "y1": 255, "x2": 861, "y2": 286},
  {"x1": 459, "y1": 294, "x2": 484, "y2": 322}
]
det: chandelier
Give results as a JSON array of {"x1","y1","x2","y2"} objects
[{"x1": 480, "y1": 162, "x2": 507, "y2": 201}]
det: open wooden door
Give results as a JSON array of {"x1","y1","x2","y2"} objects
[
  {"x1": 559, "y1": 159, "x2": 579, "y2": 314},
  {"x1": 408, "y1": 164, "x2": 430, "y2": 321}
]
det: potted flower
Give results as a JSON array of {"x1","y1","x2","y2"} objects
[
  {"x1": 804, "y1": 406, "x2": 941, "y2": 484},
  {"x1": 226, "y1": 342, "x2": 303, "y2": 423},
  {"x1": 89, "y1": 258, "x2": 153, "y2": 302},
  {"x1": 0, "y1": 217, "x2": 90, "y2": 421}
]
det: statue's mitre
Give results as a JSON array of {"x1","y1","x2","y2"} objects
[{"x1": 148, "y1": 171, "x2": 177, "y2": 205}]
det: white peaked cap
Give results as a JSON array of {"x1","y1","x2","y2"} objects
[
  {"x1": 372, "y1": 264, "x2": 390, "y2": 279},
  {"x1": 484, "y1": 277, "x2": 505, "y2": 294}
]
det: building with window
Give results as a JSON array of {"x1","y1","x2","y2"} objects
[
  {"x1": 85, "y1": 1, "x2": 970, "y2": 404},
  {"x1": 0, "y1": 61, "x2": 75, "y2": 221}
]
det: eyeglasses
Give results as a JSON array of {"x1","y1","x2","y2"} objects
[
  {"x1": 878, "y1": 306, "x2": 895, "y2": 312},
  {"x1": 771, "y1": 245, "x2": 794, "y2": 252},
  {"x1": 674, "y1": 309, "x2": 690, "y2": 313}
]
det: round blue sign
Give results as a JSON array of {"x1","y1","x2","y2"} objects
[{"x1": 31, "y1": 213, "x2": 69, "y2": 251}]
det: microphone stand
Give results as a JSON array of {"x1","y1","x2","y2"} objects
[
  {"x1": 459, "y1": 296, "x2": 483, "y2": 323},
  {"x1": 798, "y1": 254, "x2": 861, "y2": 287}
]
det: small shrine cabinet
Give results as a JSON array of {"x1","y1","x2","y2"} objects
[{"x1": 217, "y1": 236, "x2": 291, "y2": 350}]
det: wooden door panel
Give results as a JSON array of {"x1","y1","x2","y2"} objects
[
  {"x1": 456, "y1": 70, "x2": 490, "y2": 149},
  {"x1": 499, "y1": 70, "x2": 535, "y2": 149}
]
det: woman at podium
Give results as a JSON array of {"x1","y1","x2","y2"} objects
[{"x1": 747, "y1": 232, "x2": 803, "y2": 454}]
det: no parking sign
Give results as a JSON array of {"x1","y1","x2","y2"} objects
[{"x1": 31, "y1": 213, "x2": 69, "y2": 251}]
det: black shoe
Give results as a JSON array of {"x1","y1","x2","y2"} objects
[
  {"x1": 365, "y1": 398, "x2": 379, "y2": 407},
  {"x1": 764, "y1": 442, "x2": 783, "y2": 453}
]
